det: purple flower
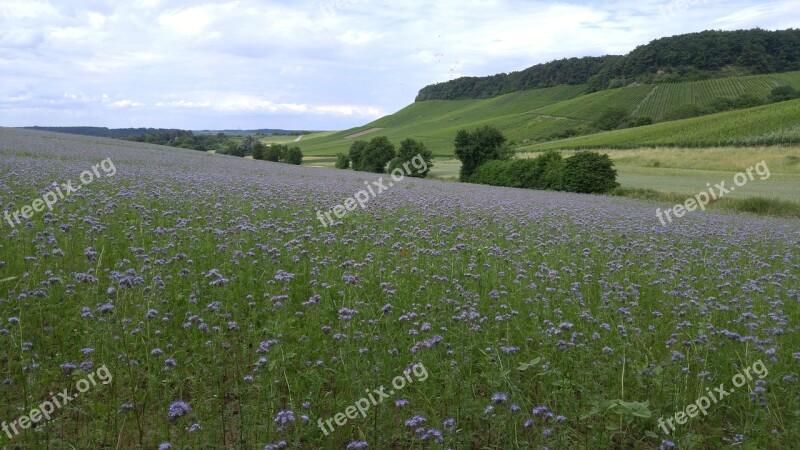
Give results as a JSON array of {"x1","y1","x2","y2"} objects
[
  {"x1": 118, "y1": 402, "x2": 134, "y2": 414},
  {"x1": 158, "y1": 444, "x2": 173, "y2": 450},
  {"x1": 274, "y1": 410, "x2": 295, "y2": 429},
  {"x1": 346, "y1": 442, "x2": 368, "y2": 449},
  {"x1": 659, "y1": 439, "x2": 676, "y2": 450},
  {"x1": 395, "y1": 399, "x2": 409, "y2": 408},
  {"x1": 168, "y1": 401, "x2": 191, "y2": 420},
  {"x1": 274, "y1": 270, "x2": 295, "y2": 282},
  {"x1": 421, "y1": 428, "x2": 444, "y2": 443},
  {"x1": 404, "y1": 415, "x2": 427, "y2": 427},
  {"x1": 60, "y1": 362, "x2": 78, "y2": 372},
  {"x1": 491, "y1": 393, "x2": 508, "y2": 403},
  {"x1": 338, "y1": 307, "x2": 358, "y2": 321}
]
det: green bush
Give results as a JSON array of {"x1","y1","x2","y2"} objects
[
  {"x1": 469, "y1": 151, "x2": 564, "y2": 190},
  {"x1": 387, "y1": 138, "x2": 433, "y2": 178},
  {"x1": 562, "y1": 151, "x2": 619, "y2": 194},
  {"x1": 630, "y1": 117, "x2": 653, "y2": 127},
  {"x1": 360, "y1": 136, "x2": 396, "y2": 173},
  {"x1": 348, "y1": 140, "x2": 368, "y2": 171},
  {"x1": 770, "y1": 85, "x2": 799, "y2": 103},
  {"x1": 532, "y1": 151, "x2": 564, "y2": 190},
  {"x1": 285, "y1": 146, "x2": 303, "y2": 165},
  {"x1": 454, "y1": 126, "x2": 513, "y2": 181},
  {"x1": 592, "y1": 106, "x2": 631, "y2": 131},
  {"x1": 265, "y1": 144, "x2": 287, "y2": 162},
  {"x1": 335, "y1": 153, "x2": 350, "y2": 169},
  {"x1": 733, "y1": 94, "x2": 765, "y2": 109},
  {"x1": 469, "y1": 160, "x2": 517, "y2": 187},
  {"x1": 662, "y1": 104, "x2": 706, "y2": 121}
]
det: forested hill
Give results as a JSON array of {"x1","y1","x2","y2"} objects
[{"x1": 415, "y1": 28, "x2": 800, "y2": 101}]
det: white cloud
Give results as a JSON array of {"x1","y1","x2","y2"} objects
[
  {"x1": 0, "y1": 0, "x2": 795, "y2": 129},
  {"x1": 111, "y1": 100, "x2": 144, "y2": 108},
  {"x1": 158, "y1": 4, "x2": 224, "y2": 36},
  {"x1": 0, "y1": 0, "x2": 58, "y2": 20}
]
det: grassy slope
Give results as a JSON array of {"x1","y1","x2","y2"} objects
[
  {"x1": 298, "y1": 72, "x2": 800, "y2": 156},
  {"x1": 523, "y1": 98, "x2": 800, "y2": 150}
]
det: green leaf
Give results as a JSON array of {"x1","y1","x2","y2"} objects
[
  {"x1": 615, "y1": 400, "x2": 652, "y2": 418},
  {"x1": 517, "y1": 357, "x2": 542, "y2": 371}
]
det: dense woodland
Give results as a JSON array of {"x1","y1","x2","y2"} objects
[{"x1": 415, "y1": 28, "x2": 800, "y2": 101}]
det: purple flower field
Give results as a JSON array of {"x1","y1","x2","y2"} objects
[{"x1": 1, "y1": 128, "x2": 799, "y2": 449}]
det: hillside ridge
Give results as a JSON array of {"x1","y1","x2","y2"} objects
[{"x1": 416, "y1": 28, "x2": 800, "y2": 101}]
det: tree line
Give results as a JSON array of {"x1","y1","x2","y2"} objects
[
  {"x1": 334, "y1": 137, "x2": 433, "y2": 177},
  {"x1": 416, "y1": 28, "x2": 800, "y2": 101}
]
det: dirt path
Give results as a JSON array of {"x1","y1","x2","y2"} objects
[{"x1": 344, "y1": 127, "x2": 384, "y2": 139}]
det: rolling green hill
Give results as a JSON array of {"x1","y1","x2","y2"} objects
[
  {"x1": 522, "y1": 97, "x2": 800, "y2": 150},
  {"x1": 298, "y1": 71, "x2": 800, "y2": 156}
]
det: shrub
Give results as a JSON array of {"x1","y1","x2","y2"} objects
[
  {"x1": 360, "y1": 136, "x2": 396, "y2": 173},
  {"x1": 532, "y1": 151, "x2": 564, "y2": 190},
  {"x1": 251, "y1": 142, "x2": 266, "y2": 160},
  {"x1": 265, "y1": 144, "x2": 287, "y2": 162},
  {"x1": 335, "y1": 153, "x2": 350, "y2": 169},
  {"x1": 469, "y1": 151, "x2": 564, "y2": 190},
  {"x1": 348, "y1": 140, "x2": 368, "y2": 171},
  {"x1": 285, "y1": 147, "x2": 303, "y2": 165},
  {"x1": 592, "y1": 107, "x2": 631, "y2": 131},
  {"x1": 707, "y1": 97, "x2": 737, "y2": 113},
  {"x1": 469, "y1": 160, "x2": 516, "y2": 187},
  {"x1": 630, "y1": 117, "x2": 653, "y2": 127},
  {"x1": 662, "y1": 104, "x2": 706, "y2": 121},
  {"x1": 454, "y1": 126, "x2": 513, "y2": 181},
  {"x1": 770, "y1": 85, "x2": 799, "y2": 103},
  {"x1": 562, "y1": 151, "x2": 619, "y2": 194},
  {"x1": 387, "y1": 138, "x2": 433, "y2": 178},
  {"x1": 732, "y1": 94, "x2": 765, "y2": 109}
]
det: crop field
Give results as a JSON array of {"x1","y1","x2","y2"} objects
[
  {"x1": 631, "y1": 74, "x2": 800, "y2": 120},
  {"x1": 526, "y1": 98, "x2": 800, "y2": 151},
  {"x1": 1, "y1": 128, "x2": 799, "y2": 449},
  {"x1": 296, "y1": 72, "x2": 800, "y2": 156}
]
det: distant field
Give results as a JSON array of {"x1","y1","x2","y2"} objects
[
  {"x1": 296, "y1": 72, "x2": 800, "y2": 156},
  {"x1": 311, "y1": 146, "x2": 800, "y2": 204}
]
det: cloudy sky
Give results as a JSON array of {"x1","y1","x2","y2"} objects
[{"x1": 0, "y1": 0, "x2": 796, "y2": 131}]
